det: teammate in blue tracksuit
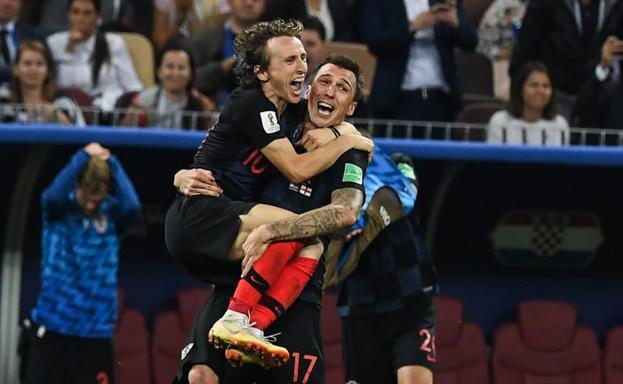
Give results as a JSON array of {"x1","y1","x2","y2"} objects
[{"x1": 22, "y1": 142, "x2": 141, "y2": 384}]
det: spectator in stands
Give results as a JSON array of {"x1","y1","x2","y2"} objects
[
  {"x1": 20, "y1": 142, "x2": 141, "y2": 384},
  {"x1": 488, "y1": 61, "x2": 569, "y2": 146},
  {"x1": 121, "y1": 39, "x2": 215, "y2": 129},
  {"x1": 572, "y1": 35, "x2": 623, "y2": 130},
  {"x1": 509, "y1": 0, "x2": 623, "y2": 120},
  {"x1": 301, "y1": 16, "x2": 327, "y2": 93},
  {"x1": 47, "y1": 0, "x2": 143, "y2": 112},
  {"x1": 360, "y1": 0, "x2": 478, "y2": 123},
  {"x1": 190, "y1": 0, "x2": 265, "y2": 107},
  {"x1": 0, "y1": 0, "x2": 44, "y2": 97},
  {"x1": 152, "y1": 0, "x2": 230, "y2": 50},
  {"x1": 27, "y1": 0, "x2": 146, "y2": 36},
  {"x1": 1, "y1": 41, "x2": 85, "y2": 125}
]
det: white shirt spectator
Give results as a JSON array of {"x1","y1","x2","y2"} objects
[
  {"x1": 47, "y1": 31, "x2": 143, "y2": 111},
  {"x1": 487, "y1": 110, "x2": 569, "y2": 146},
  {"x1": 401, "y1": 0, "x2": 448, "y2": 91}
]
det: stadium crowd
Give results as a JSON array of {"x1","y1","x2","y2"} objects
[
  {"x1": 0, "y1": 0, "x2": 621, "y2": 144},
  {"x1": 4, "y1": 1, "x2": 623, "y2": 384}
]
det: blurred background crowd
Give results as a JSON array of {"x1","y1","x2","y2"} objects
[{"x1": 2, "y1": 0, "x2": 623, "y2": 144}]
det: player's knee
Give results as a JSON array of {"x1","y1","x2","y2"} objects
[
  {"x1": 397, "y1": 365, "x2": 433, "y2": 384},
  {"x1": 188, "y1": 364, "x2": 219, "y2": 384},
  {"x1": 300, "y1": 239, "x2": 324, "y2": 260}
]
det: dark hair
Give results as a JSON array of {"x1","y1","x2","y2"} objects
[
  {"x1": 302, "y1": 16, "x2": 326, "y2": 42},
  {"x1": 508, "y1": 61, "x2": 557, "y2": 120},
  {"x1": 11, "y1": 41, "x2": 56, "y2": 103},
  {"x1": 233, "y1": 19, "x2": 303, "y2": 89},
  {"x1": 68, "y1": 0, "x2": 109, "y2": 87},
  {"x1": 156, "y1": 38, "x2": 196, "y2": 90},
  {"x1": 311, "y1": 53, "x2": 364, "y2": 102}
]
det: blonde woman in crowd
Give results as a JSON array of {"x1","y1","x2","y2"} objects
[
  {"x1": 2, "y1": 41, "x2": 84, "y2": 125},
  {"x1": 487, "y1": 62, "x2": 569, "y2": 146}
]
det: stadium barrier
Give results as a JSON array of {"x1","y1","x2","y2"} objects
[{"x1": 2, "y1": 124, "x2": 623, "y2": 383}]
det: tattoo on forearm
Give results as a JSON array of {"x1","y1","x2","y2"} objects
[{"x1": 265, "y1": 188, "x2": 363, "y2": 241}]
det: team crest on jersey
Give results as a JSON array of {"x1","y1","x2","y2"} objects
[
  {"x1": 93, "y1": 215, "x2": 109, "y2": 234},
  {"x1": 181, "y1": 342, "x2": 194, "y2": 360},
  {"x1": 288, "y1": 182, "x2": 313, "y2": 197},
  {"x1": 260, "y1": 111, "x2": 280, "y2": 133}
]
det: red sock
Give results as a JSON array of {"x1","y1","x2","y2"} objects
[
  {"x1": 227, "y1": 241, "x2": 304, "y2": 314},
  {"x1": 250, "y1": 257, "x2": 319, "y2": 330}
]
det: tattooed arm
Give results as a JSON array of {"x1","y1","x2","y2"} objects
[{"x1": 241, "y1": 187, "x2": 364, "y2": 270}]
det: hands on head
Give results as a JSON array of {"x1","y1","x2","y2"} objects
[{"x1": 84, "y1": 142, "x2": 111, "y2": 160}]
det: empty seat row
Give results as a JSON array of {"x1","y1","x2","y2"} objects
[
  {"x1": 321, "y1": 294, "x2": 623, "y2": 384},
  {"x1": 115, "y1": 289, "x2": 623, "y2": 384}
]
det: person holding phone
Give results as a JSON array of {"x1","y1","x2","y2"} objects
[
  {"x1": 359, "y1": 0, "x2": 477, "y2": 124},
  {"x1": 572, "y1": 32, "x2": 623, "y2": 131}
]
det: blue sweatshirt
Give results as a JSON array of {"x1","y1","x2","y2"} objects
[{"x1": 31, "y1": 149, "x2": 141, "y2": 338}]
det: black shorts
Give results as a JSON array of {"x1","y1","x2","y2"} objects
[
  {"x1": 19, "y1": 322, "x2": 114, "y2": 384},
  {"x1": 342, "y1": 293, "x2": 436, "y2": 384},
  {"x1": 165, "y1": 194, "x2": 256, "y2": 286},
  {"x1": 175, "y1": 288, "x2": 324, "y2": 384}
]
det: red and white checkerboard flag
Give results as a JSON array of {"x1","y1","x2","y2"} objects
[{"x1": 491, "y1": 210, "x2": 603, "y2": 269}]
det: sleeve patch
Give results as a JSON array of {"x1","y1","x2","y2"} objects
[
  {"x1": 260, "y1": 111, "x2": 280, "y2": 133},
  {"x1": 342, "y1": 163, "x2": 363, "y2": 184}
]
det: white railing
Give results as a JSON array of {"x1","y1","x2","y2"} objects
[{"x1": 1, "y1": 103, "x2": 621, "y2": 147}]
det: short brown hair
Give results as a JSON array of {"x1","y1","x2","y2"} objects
[
  {"x1": 233, "y1": 19, "x2": 303, "y2": 89},
  {"x1": 78, "y1": 157, "x2": 111, "y2": 196}
]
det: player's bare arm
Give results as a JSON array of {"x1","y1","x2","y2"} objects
[
  {"x1": 241, "y1": 187, "x2": 364, "y2": 272},
  {"x1": 261, "y1": 135, "x2": 372, "y2": 183}
]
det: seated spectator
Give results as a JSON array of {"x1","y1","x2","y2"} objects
[
  {"x1": 121, "y1": 39, "x2": 214, "y2": 129},
  {"x1": 152, "y1": 0, "x2": 230, "y2": 50},
  {"x1": 572, "y1": 35, "x2": 623, "y2": 130},
  {"x1": 46, "y1": 0, "x2": 143, "y2": 112},
  {"x1": 487, "y1": 62, "x2": 569, "y2": 146},
  {"x1": 28, "y1": 0, "x2": 145, "y2": 36},
  {"x1": 190, "y1": 0, "x2": 265, "y2": 107},
  {"x1": 1, "y1": 41, "x2": 85, "y2": 125},
  {"x1": 0, "y1": 0, "x2": 45, "y2": 96}
]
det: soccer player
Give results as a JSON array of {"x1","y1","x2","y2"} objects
[
  {"x1": 327, "y1": 153, "x2": 438, "y2": 384},
  {"x1": 22, "y1": 143, "x2": 141, "y2": 384},
  {"x1": 164, "y1": 18, "x2": 371, "y2": 369},
  {"x1": 173, "y1": 54, "x2": 367, "y2": 384}
]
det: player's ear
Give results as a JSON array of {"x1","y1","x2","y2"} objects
[
  {"x1": 254, "y1": 65, "x2": 269, "y2": 82},
  {"x1": 346, "y1": 101, "x2": 358, "y2": 116}
]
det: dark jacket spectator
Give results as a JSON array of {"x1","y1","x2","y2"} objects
[
  {"x1": 360, "y1": 0, "x2": 477, "y2": 121},
  {"x1": 510, "y1": 0, "x2": 623, "y2": 118}
]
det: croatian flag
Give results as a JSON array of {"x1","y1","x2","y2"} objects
[{"x1": 491, "y1": 211, "x2": 603, "y2": 269}]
